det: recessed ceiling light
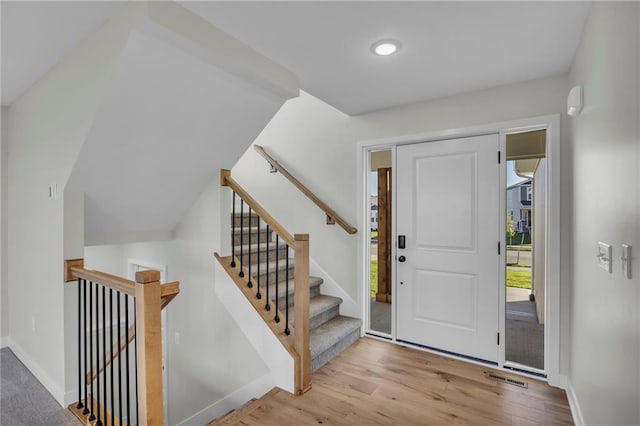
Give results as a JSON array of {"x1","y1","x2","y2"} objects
[{"x1": 371, "y1": 39, "x2": 401, "y2": 56}]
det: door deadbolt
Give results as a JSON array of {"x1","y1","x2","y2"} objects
[{"x1": 398, "y1": 255, "x2": 406, "y2": 262}]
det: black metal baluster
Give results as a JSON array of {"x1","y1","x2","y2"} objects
[
  {"x1": 274, "y1": 234, "x2": 280, "y2": 324},
  {"x1": 256, "y1": 218, "x2": 262, "y2": 300},
  {"x1": 117, "y1": 292, "x2": 122, "y2": 423},
  {"x1": 110, "y1": 289, "x2": 114, "y2": 426},
  {"x1": 96, "y1": 283, "x2": 102, "y2": 425},
  {"x1": 83, "y1": 279, "x2": 89, "y2": 415},
  {"x1": 89, "y1": 281, "x2": 96, "y2": 421},
  {"x1": 134, "y1": 302, "x2": 138, "y2": 426},
  {"x1": 285, "y1": 246, "x2": 290, "y2": 336},
  {"x1": 239, "y1": 200, "x2": 245, "y2": 278},
  {"x1": 102, "y1": 286, "x2": 107, "y2": 425},
  {"x1": 265, "y1": 225, "x2": 271, "y2": 311},
  {"x1": 125, "y1": 295, "x2": 131, "y2": 425},
  {"x1": 95, "y1": 286, "x2": 103, "y2": 426},
  {"x1": 76, "y1": 279, "x2": 84, "y2": 410},
  {"x1": 231, "y1": 192, "x2": 236, "y2": 268},
  {"x1": 247, "y1": 207, "x2": 253, "y2": 288}
]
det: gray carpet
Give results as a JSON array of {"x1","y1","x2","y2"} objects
[
  {"x1": 506, "y1": 300, "x2": 544, "y2": 369},
  {"x1": 1, "y1": 348, "x2": 78, "y2": 426}
]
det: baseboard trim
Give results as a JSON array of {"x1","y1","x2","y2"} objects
[
  {"x1": 7, "y1": 338, "x2": 66, "y2": 407},
  {"x1": 0, "y1": 336, "x2": 9, "y2": 348},
  {"x1": 176, "y1": 373, "x2": 273, "y2": 426},
  {"x1": 566, "y1": 378, "x2": 585, "y2": 426}
]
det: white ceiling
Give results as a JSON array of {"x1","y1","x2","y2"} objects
[
  {"x1": 1, "y1": 1, "x2": 126, "y2": 106},
  {"x1": 2, "y1": 1, "x2": 591, "y2": 114}
]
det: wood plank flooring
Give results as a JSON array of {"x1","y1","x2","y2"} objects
[{"x1": 220, "y1": 337, "x2": 573, "y2": 425}]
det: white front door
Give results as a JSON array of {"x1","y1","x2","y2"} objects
[{"x1": 396, "y1": 134, "x2": 500, "y2": 362}]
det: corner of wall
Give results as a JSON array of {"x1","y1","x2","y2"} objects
[
  {"x1": 1, "y1": 106, "x2": 8, "y2": 341},
  {"x1": 566, "y1": 377, "x2": 586, "y2": 426}
]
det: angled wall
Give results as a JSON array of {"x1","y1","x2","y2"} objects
[
  {"x1": 6, "y1": 1, "x2": 298, "y2": 408},
  {"x1": 6, "y1": 3, "x2": 146, "y2": 403}
]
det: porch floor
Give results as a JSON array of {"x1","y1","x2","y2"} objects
[{"x1": 217, "y1": 337, "x2": 573, "y2": 425}]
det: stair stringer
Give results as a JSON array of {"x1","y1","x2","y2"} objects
[{"x1": 214, "y1": 261, "x2": 295, "y2": 394}]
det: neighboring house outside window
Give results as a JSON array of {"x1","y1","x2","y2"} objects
[{"x1": 507, "y1": 179, "x2": 532, "y2": 232}]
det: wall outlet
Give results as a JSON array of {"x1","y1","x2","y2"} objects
[
  {"x1": 31, "y1": 316, "x2": 36, "y2": 332},
  {"x1": 597, "y1": 242, "x2": 612, "y2": 273},
  {"x1": 174, "y1": 332, "x2": 180, "y2": 345}
]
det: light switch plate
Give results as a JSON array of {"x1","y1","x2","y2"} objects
[
  {"x1": 621, "y1": 244, "x2": 632, "y2": 279},
  {"x1": 598, "y1": 242, "x2": 612, "y2": 273}
]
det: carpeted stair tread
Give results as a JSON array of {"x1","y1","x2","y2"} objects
[
  {"x1": 264, "y1": 276, "x2": 323, "y2": 300},
  {"x1": 234, "y1": 241, "x2": 288, "y2": 252},
  {"x1": 250, "y1": 258, "x2": 293, "y2": 274},
  {"x1": 290, "y1": 295, "x2": 342, "y2": 328},
  {"x1": 310, "y1": 316, "x2": 361, "y2": 359}
]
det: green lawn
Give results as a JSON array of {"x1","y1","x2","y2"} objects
[
  {"x1": 370, "y1": 260, "x2": 378, "y2": 296},
  {"x1": 506, "y1": 268, "x2": 531, "y2": 289},
  {"x1": 506, "y1": 232, "x2": 531, "y2": 245}
]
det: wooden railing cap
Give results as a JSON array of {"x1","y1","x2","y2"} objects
[{"x1": 135, "y1": 270, "x2": 161, "y2": 284}]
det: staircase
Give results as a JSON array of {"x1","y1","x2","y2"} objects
[{"x1": 231, "y1": 212, "x2": 361, "y2": 373}]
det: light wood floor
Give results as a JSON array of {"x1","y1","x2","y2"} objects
[{"x1": 221, "y1": 337, "x2": 573, "y2": 425}]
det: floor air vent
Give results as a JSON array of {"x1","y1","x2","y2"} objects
[{"x1": 484, "y1": 372, "x2": 528, "y2": 388}]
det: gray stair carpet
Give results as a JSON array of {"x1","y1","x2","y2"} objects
[{"x1": 231, "y1": 215, "x2": 361, "y2": 375}]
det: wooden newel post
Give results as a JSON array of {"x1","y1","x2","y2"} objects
[
  {"x1": 293, "y1": 234, "x2": 312, "y2": 394},
  {"x1": 134, "y1": 270, "x2": 164, "y2": 426}
]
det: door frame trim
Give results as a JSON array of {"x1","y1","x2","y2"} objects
[{"x1": 356, "y1": 114, "x2": 564, "y2": 388}]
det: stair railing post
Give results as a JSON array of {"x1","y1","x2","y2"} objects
[
  {"x1": 134, "y1": 270, "x2": 164, "y2": 426},
  {"x1": 293, "y1": 234, "x2": 311, "y2": 394}
]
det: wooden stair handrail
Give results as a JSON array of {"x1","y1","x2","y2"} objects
[
  {"x1": 220, "y1": 169, "x2": 295, "y2": 245},
  {"x1": 69, "y1": 266, "x2": 135, "y2": 295},
  {"x1": 217, "y1": 168, "x2": 312, "y2": 394},
  {"x1": 253, "y1": 145, "x2": 357, "y2": 235},
  {"x1": 65, "y1": 261, "x2": 179, "y2": 425}
]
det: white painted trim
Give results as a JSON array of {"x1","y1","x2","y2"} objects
[
  {"x1": 358, "y1": 145, "x2": 397, "y2": 337},
  {"x1": 7, "y1": 338, "x2": 66, "y2": 407},
  {"x1": 498, "y1": 131, "x2": 507, "y2": 367},
  {"x1": 175, "y1": 373, "x2": 273, "y2": 426},
  {"x1": 356, "y1": 114, "x2": 563, "y2": 386},
  {"x1": 566, "y1": 378, "x2": 585, "y2": 426},
  {"x1": 0, "y1": 336, "x2": 9, "y2": 348},
  {"x1": 310, "y1": 258, "x2": 359, "y2": 319}
]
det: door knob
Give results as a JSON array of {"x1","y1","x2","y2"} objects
[{"x1": 398, "y1": 255, "x2": 406, "y2": 262}]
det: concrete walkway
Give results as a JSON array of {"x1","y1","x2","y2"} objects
[{"x1": 507, "y1": 286, "x2": 531, "y2": 302}]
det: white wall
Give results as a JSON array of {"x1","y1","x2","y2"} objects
[
  {"x1": 6, "y1": 1, "x2": 295, "y2": 409},
  {"x1": 1, "y1": 106, "x2": 8, "y2": 343},
  {"x1": 85, "y1": 179, "x2": 271, "y2": 425},
  {"x1": 567, "y1": 3, "x2": 640, "y2": 425},
  {"x1": 6, "y1": 5, "x2": 142, "y2": 404},
  {"x1": 233, "y1": 74, "x2": 570, "y2": 369}
]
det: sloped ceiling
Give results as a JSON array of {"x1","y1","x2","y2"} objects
[{"x1": 65, "y1": 3, "x2": 299, "y2": 245}]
